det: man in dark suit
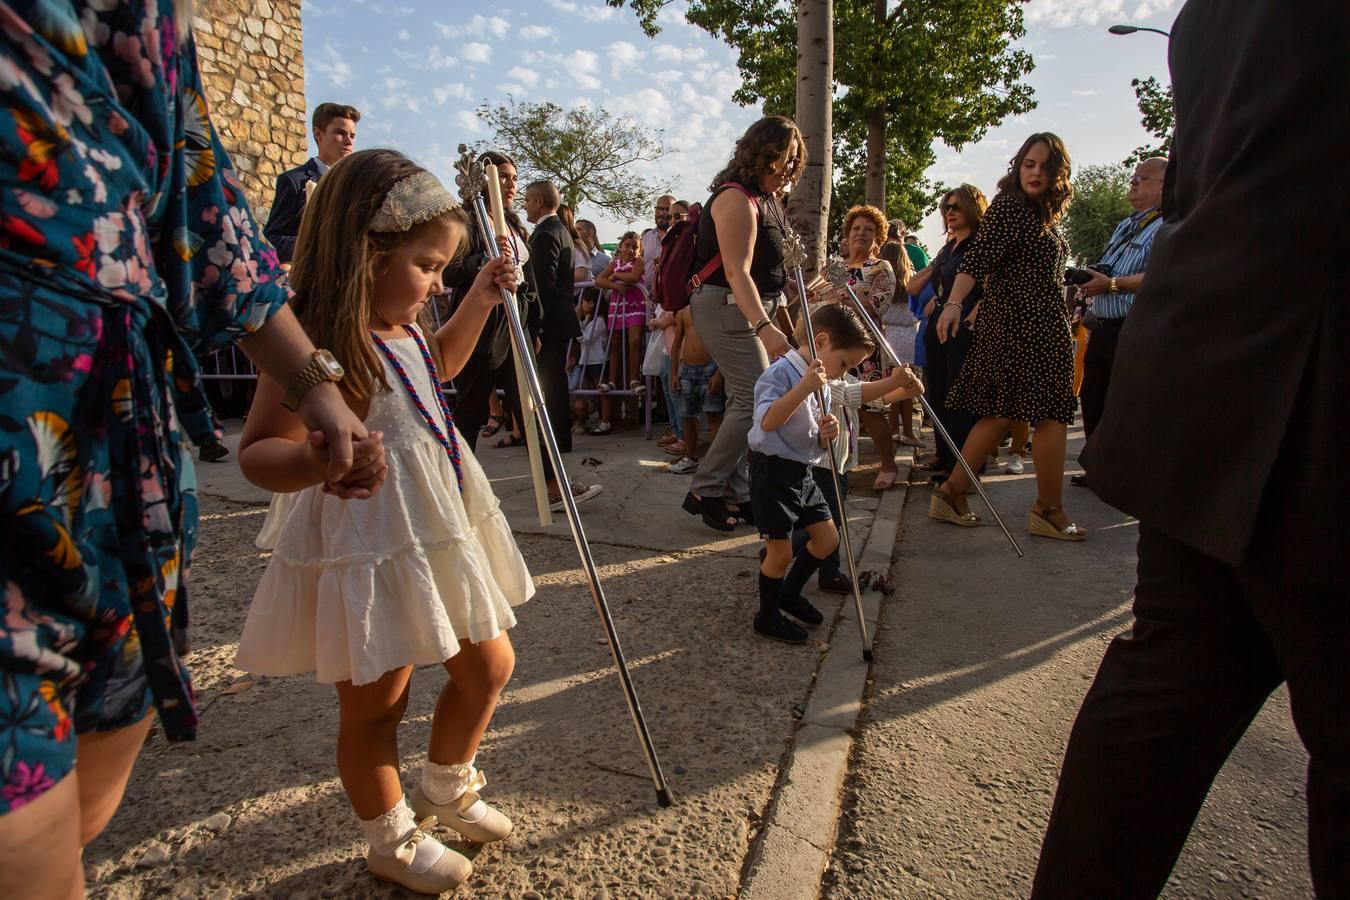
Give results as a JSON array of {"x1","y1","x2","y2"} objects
[
  {"x1": 524, "y1": 180, "x2": 599, "y2": 509},
  {"x1": 263, "y1": 102, "x2": 360, "y2": 264},
  {"x1": 1031, "y1": 2, "x2": 1347, "y2": 897}
]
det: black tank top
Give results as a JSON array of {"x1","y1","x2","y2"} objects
[{"x1": 693, "y1": 184, "x2": 788, "y2": 295}]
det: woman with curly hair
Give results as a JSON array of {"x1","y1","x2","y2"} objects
[
  {"x1": 815, "y1": 205, "x2": 908, "y2": 489},
  {"x1": 930, "y1": 133, "x2": 1088, "y2": 541},
  {"x1": 680, "y1": 116, "x2": 802, "y2": 531}
]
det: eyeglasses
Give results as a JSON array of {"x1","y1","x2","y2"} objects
[
  {"x1": 655, "y1": 205, "x2": 670, "y2": 212},
  {"x1": 941, "y1": 202, "x2": 961, "y2": 213},
  {"x1": 1129, "y1": 175, "x2": 1161, "y2": 185}
]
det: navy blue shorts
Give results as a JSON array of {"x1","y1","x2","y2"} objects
[{"x1": 749, "y1": 452, "x2": 833, "y2": 540}]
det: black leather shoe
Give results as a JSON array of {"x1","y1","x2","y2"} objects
[
  {"x1": 779, "y1": 594, "x2": 824, "y2": 627},
  {"x1": 1070, "y1": 473, "x2": 1089, "y2": 487},
  {"x1": 199, "y1": 441, "x2": 230, "y2": 462},
  {"x1": 817, "y1": 571, "x2": 853, "y2": 595},
  {"x1": 753, "y1": 612, "x2": 808, "y2": 644}
]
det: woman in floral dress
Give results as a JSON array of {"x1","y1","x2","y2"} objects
[{"x1": 0, "y1": 2, "x2": 374, "y2": 894}]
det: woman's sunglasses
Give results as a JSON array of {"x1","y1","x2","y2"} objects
[{"x1": 941, "y1": 202, "x2": 962, "y2": 214}]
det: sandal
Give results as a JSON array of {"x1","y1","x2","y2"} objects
[
  {"x1": 1028, "y1": 505, "x2": 1087, "y2": 542},
  {"x1": 480, "y1": 414, "x2": 505, "y2": 438},
  {"x1": 663, "y1": 440, "x2": 686, "y2": 456},
  {"x1": 681, "y1": 492, "x2": 737, "y2": 532},
  {"x1": 597, "y1": 382, "x2": 615, "y2": 393},
  {"x1": 586, "y1": 422, "x2": 612, "y2": 436},
  {"x1": 872, "y1": 470, "x2": 898, "y2": 491},
  {"x1": 928, "y1": 489, "x2": 980, "y2": 527},
  {"x1": 727, "y1": 501, "x2": 754, "y2": 526},
  {"x1": 494, "y1": 434, "x2": 526, "y2": 449},
  {"x1": 915, "y1": 455, "x2": 945, "y2": 472},
  {"x1": 895, "y1": 434, "x2": 922, "y2": 447}
]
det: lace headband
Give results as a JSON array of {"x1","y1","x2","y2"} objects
[{"x1": 369, "y1": 171, "x2": 461, "y2": 233}]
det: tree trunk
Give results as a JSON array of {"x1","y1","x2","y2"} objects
[
  {"x1": 865, "y1": 104, "x2": 886, "y2": 212},
  {"x1": 786, "y1": 0, "x2": 833, "y2": 277},
  {"x1": 864, "y1": 0, "x2": 886, "y2": 212}
]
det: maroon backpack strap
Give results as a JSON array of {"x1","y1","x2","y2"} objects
[{"x1": 688, "y1": 183, "x2": 761, "y2": 291}]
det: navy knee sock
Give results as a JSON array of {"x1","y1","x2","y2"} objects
[
  {"x1": 758, "y1": 570, "x2": 784, "y2": 618},
  {"x1": 781, "y1": 548, "x2": 827, "y2": 601}
]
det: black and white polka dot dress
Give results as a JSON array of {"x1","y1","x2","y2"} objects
[{"x1": 947, "y1": 192, "x2": 1076, "y2": 425}]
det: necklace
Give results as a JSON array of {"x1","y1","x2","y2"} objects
[{"x1": 370, "y1": 324, "x2": 463, "y2": 488}]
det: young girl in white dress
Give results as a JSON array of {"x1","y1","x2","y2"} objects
[{"x1": 235, "y1": 149, "x2": 532, "y2": 895}]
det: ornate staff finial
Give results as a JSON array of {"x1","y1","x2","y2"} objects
[
  {"x1": 454, "y1": 144, "x2": 486, "y2": 204},
  {"x1": 781, "y1": 221, "x2": 809, "y2": 270},
  {"x1": 823, "y1": 256, "x2": 850, "y2": 286}
]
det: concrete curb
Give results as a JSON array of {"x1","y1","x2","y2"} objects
[{"x1": 739, "y1": 476, "x2": 909, "y2": 899}]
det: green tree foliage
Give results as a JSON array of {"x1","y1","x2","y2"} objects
[
  {"x1": 1124, "y1": 76, "x2": 1174, "y2": 167},
  {"x1": 607, "y1": 0, "x2": 1036, "y2": 227},
  {"x1": 477, "y1": 97, "x2": 672, "y2": 220},
  {"x1": 1062, "y1": 163, "x2": 1133, "y2": 265}
]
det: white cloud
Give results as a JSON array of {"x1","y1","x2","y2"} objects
[
  {"x1": 609, "y1": 41, "x2": 642, "y2": 78},
  {"x1": 521, "y1": 25, "x2": 553, "y2": 40},
  {"x1": 1071, "y1": 89, "x2": 1097, "y2": 96},
  {"x1": 1025, "y1": 0, "x2": 1180, "y2": 27},
  {"x1": 311, "y1": 40, "x2": 352, "y2": 87},
  {"x1": 523, "y1": 48, "x2": 600, "y2": 87},
  {"x1": 396, "y1": 29, "x2": 409, "y2": 40},
  {"x1": 433, "y1": 83, "x2": 471, "y2": 104},
  {"x1": 435, "y1": 14, "x2": 511, "y2": 38},
  {"x1": 653, "y1": 44, "x2": 704, "y2": 63},
  {"x1": 462, "y1": 42, "x2": 492, "y2": 64},
  {"x1": 609, "y1": 88, "x2": 673, "y2": 132},
  {"x1": 543, "y1": 0, "x2": 613, "y2": 20},
  {"x1": 456, "y1": 110, "x2": 484, "y2": 134},
  {"x1": 507, "y1": 66, "x2": 540, "y2": 87}
]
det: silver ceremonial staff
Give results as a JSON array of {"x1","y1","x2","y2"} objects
[
  {"x1": 454, "y1": 146, "x2": 674, "y2": 807},
  {"x1": 823, "y1": 262, "x2": 1024, "y2": 559},
  {"x1": 782, "y1": 228, "x2": 875, "y2": 662}
]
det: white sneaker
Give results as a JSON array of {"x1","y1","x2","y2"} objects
[
  {"x1": 1007, "y1": 454, "x2": 1025, "y2": 475},
  {"x1": 365, "y1": 817, "x2": 472, "y2": 894},
  {"x1": 668, "y1": 456, "x2": 700, "y2": 474}
]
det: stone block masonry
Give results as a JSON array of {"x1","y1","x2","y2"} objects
[{"x1": 193, "y1": 0, "x2": 307, "y2": 218}]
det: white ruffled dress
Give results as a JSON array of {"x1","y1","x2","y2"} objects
[{"x1": 235, "y1": 326, "x2": 534, "y2": 686}]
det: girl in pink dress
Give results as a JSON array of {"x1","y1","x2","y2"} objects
[{"x1": 594, "y1": 231, "x2": 648, "y2": 398}]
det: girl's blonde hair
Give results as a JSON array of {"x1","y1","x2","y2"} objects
[{"x1": 289, "y1": 149, "x2": 469, "y2": 400}]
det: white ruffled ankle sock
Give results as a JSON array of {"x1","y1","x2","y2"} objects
[
  {"x1": 359, "y1": 797, "x2": 417, "y2": 856},
  {"x1": 359, "y1": 798, "x2": 446, "y2": 873},
  {"x1": 422, "y1": 758, "x2": 489, "y2": 822}
]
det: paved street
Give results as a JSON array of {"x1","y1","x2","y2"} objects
[
  {"x1": 825, "y1": 426, "x2": 1312, "y2": 899},
  {"x1": 83, "y1": 418, "x2": 1313, "y2": 898}
]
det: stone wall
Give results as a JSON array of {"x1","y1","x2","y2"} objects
[{"x1": 193, "y1": 0, "x2": 307, "y2": 218}]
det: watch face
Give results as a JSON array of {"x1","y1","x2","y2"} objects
[{"x1": 316, "y1": 349, "x2": 345, "y2": 378}]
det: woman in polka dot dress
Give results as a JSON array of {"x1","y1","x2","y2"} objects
[{"x1": 929, "y1": 133, "x2": 1087, "y2": 541}]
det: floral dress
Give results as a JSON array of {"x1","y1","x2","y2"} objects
[
  {"x1": 821, "y1": 257, "x2": 896, "y2": 411},
  {"x1": 0, "y1": 0, "x2": 288, "y2": 812}
]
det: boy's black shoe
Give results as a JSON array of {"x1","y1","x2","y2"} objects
[
  {"x1": 199, "y1": 441, "x2": 230, "y2": 462},
  {"x1": 779, "y1": 594, "x2": 824, "y2": 627},
  {"x1": 753, "y1": 612, "x2": 808, "y2": 644},
  {"x1": 817, "y1": 572, "x2": 853, "y2": 595}
]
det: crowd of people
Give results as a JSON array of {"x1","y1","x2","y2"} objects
[{"x1": 0, "y1": 1, "x2": 1342, "y2": 898}]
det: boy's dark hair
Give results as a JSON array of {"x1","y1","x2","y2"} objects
[
  {"x1": 312, "y1": 103, "x2": 361, "y2": 132},
  {"x1": 798, "y1": 302, "x2": 875, "y2": 353}
]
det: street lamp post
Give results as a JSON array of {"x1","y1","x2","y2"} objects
[{"x1": 1108, "y1": 24, "x2": 1171, "y2": 37}]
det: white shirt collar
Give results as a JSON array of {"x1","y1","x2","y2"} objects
[{"x1": 785, "y1": 349, "x2": 808, "y2": 375}]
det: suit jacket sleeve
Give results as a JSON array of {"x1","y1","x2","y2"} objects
[{"x1": 263, "y1": 172, "x2": 304, "y2": 264}]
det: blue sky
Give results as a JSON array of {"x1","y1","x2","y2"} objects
[{"x1": 299, "y1": 0, "x2": 1179, "y2": 251}]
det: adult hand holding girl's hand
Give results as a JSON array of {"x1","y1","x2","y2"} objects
[
  {"x1": 468, "y1": 255, "x2": 515, "y2": 306},
  {"x1": 818, "y1": 413, "x2": 840, "y2": 443},
  {"x1": 319, "y1": 431, "x2": 388, "y2": 499},
  {"x1": 298, "y1": 382, "x2": 370, "y2": 489}
]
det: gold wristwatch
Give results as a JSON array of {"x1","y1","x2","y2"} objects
[{"x1": 281, "y1": 349, "x2": 345, "y2": 411}]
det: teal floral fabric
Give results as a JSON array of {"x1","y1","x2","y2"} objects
[{"x1": 0, "y1": 0, "x2": 287, "y2": 812}]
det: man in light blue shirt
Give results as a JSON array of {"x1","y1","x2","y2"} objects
[{"x1": 1074, "y1": 157, "x2": 1166, "y2": 486}]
